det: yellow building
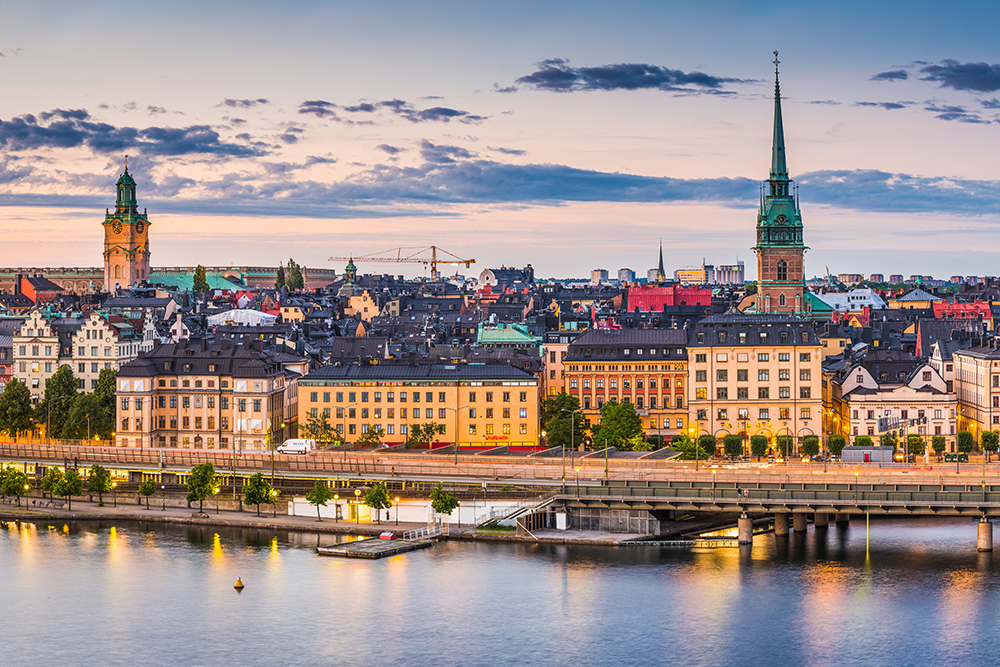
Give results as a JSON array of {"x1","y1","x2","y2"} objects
[
  {"x1": 688, "y1": 314, "x2": 822, "y2": 453},
  {"x1": 298, "y1": 362, "x2": 539, "y2": 447},
  {"x1": 954, "y1": 345, "x2": 1000, "y2": 441}
]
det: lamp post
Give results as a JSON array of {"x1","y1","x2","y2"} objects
[
  {"x1": 443, "y1": 405, "x2": 469, "y2": 464},
  {"x1": 23, "y1": 483, "x2": 30, "y2": 507},
  {"x1": 269, "y1": 420, "x2": 288, "y2": 490},
  {"x1": 160, "y1": 484, "x2": 165, "y2": 511},
  {"x1": 86, "y1": 413, "x2": 91, "y2": 441},
  {"x1": 394, "y1": 496, "x2": 400, "y2": 525},
  {"x1": 46, "y1": 395, "x2": 68, "y2": 445},
  {"x1": 354, "y1": 488, "x2": 361, "y2": 524},
  {"x1": 271, "y1": 488, "x2": 278, "y2": 518},
  {"x1": 575, "y1": 466, "x2": 580, "y2": 496},
  {"x1": 214, "y1": 486, "x2": 220, "y2": 514},
  {"x1": 561, "y1": 408, "x2": 582, "y2": 493},
  {"x1": 112, "y1": 481, "x2": 117, "y2": 508},
  {"x1": 334, "y1": 493, "x2": 339, "y2": 522}
]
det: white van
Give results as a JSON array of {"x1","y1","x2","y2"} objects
[{"x1": 276, "y1": 439, "x2": 316, "y2": 455}]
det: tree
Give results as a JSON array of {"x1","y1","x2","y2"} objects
[
  {"x1": 36, "y1": 365, "x2": 78, "y2": 439},
  {"x1": 41, "y1": 467, "x2": 63, "y2": 498},
  {"x1": 364, "y1": 482, "x2": 392, "y2": 523},
  {"x1": 303, "y1": 412, "x2": 335, "y2": 443},
  {"x1": 243, "y1": 473, "x2": 274, "y2": 516},
  {"x1": 430, "y1": 484, "x2": 460, "y2": 515},
  {"x1": 646, "y1": 434, "x2": 665, "y2": 449},
  {"x1": 192, "y1": 265, "x2": 210, "y2": 293},
  {"x1": 591, "y1": 400, "x2": 644, "y2": 450},
  {"x1": 671, "y1": 434, "x2": 708, "y2": 461},
  {"x1": 879, "y1": 433, "x2": 898, "y2": 450},
  {"x1": 932, "y1": 435, "x2": 947, "y2": 458},
  {"x1": 698, "y1": 435, "x2": 717, "y2": 458},
  {"x1": 828, "y1": 435, "x2": 847, "y2": 457},
  {"x1": 541, "y1": 392, "x2": 586, "y2": 450},
  {"x1": 64, "y1": 393, "x2": 111, "y2": 441},
  {"x1": 55, "y1": 468, "x2": 84, "y2": 510},
  {"x1": 406, "y1": 423, "x2": 442, "y2": 448},
  {"x1": 723, "y1": 434, "x2": 743, "y2": 458},
  {"x1": 138, "y1": 479, "x2": 155, "y2": 510},
  {"x1": 855, "y1": 435, "x2": 874, "y2": 447},
  {"x1": 1, "y1": 467, "x2": 30, "y2": 505},
  {"x1": 981, "y1": 431, "x2": 999, "y2": 462},
  {"x1": 802, "y1": 435, "x2": 820, "y2": 457},
  {"x1": 907, "y1": 434, "x2": 925, "y2": 457},
  {"x1": 776, "y1": 435, "x2": 794, "y2": 458},
  {"x1": 957, "y1": 431, "x2": 975, "y2": 455},
  {"x1": 274, "y1": 263, "x2": 286, "y2": 289},
  {"x1": 355, "y1": 425, "x2": 384, "y2": 447},
  {"x1": 0, "y1": 379, "x2": 33, "y2": 440},
  {"x1": 186, "y1": 463, "x2": 218, "y2": 513},
  {"x1": 750, "y1": 435, "x2": 769, "y2": 460},
  {"x1": 94, "y1": 368, "x2": 117, "y2": 435},
  {"x1": 286, "y1": 259, "x2": 304, "y2": 290},
  {"x1": 87, "y1": 464, "x2": 112, "y2": 506},
  {"x1": 306, "y1": 480, "x2": 333, "y2": 521}
]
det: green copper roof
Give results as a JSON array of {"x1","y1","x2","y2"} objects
[
  {"x1": 770, "y1": 71, "x2": 787, "y2": 180},
  {"x1": 117, "y1": 168, "x2": 136, "y2": 187}
]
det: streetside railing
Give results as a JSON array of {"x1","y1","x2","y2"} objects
[
  {"x1": 403, "y1": 524, "x2": 443, "y2": 540},
  {"x1": 475, "y1": 493, "x2": 558, "y2": 526}
]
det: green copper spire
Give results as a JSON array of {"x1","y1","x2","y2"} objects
[{"x1": 770, "y1": 52, "x2": 788, "y2": 181}]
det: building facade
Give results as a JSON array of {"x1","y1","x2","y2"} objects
[
  {"x1": 297, "y1": 362, "x2": 539, "y2": 448},
  {"x1": 954, "y1": 345, "x2": 1000, "y2": 441},
  {"x1": 688, "y1": 314, "x2": 822, "y2": 453},
  {"x1": 104, "y1": 165, "x2": 152, "y2": 292},
  {"x1": 562, "y1": 329, "x2": 688, "y2": 437}
]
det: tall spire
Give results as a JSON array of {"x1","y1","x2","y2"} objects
[
  {"x1": 657, "y1": 238, "x2": 665, "y2": 280},
  {"x1": 770, "y1": 51, "x2": 788, "y2": 181}
]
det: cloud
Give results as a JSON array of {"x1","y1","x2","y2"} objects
[
  {"x1": 298, "y1": 100, "x2": 339, "y2": 118},
  {"x1": 512, "y1": 58, "x2": 750, "y2": 93},
  {"x1": 300, "y1": 98, "x2": 487, "y2": 124},
  {"x1": 219, "y1": 98, "x2": 270, "y2": 108},
  {"x1": 376, "y1": 144, "x2": 403, "y2": 155},
  {"x1": 808, "y1": 100, "x2": 841, "y2": 105},
  {"x1": 146, "y1": 105, "x2": 167, "y2": 115},
  {"x1": 799, "y1": 169, "x2": 1000, "y2": 214},
  {"x1": 418, "y1": 140, "x2": 475, "y2": 164},
  {"x1": 871, "y1": 70, "x2": 909, "y2": 81},
  {"x1": 923, "y1": 103, "x2": 988, "y2": 123},
  {"x1": 855, "y1": 101, "x2": 909, "y2": 110},
  {"x1": 920, "y1": 59, "x2": 1000, "y2": 92},
  {"x1": 981, "y1": 98, "x2": 1000, "y2": 109},
  {"x1": 487, "y1": 146, "x2": 526, "y2": 156},
  {"x1": 0, "y1": 108, "x2": 267, "y2": 156}
]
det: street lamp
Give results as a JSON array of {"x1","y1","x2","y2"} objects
[
  {"x1": 711, "y1": 468, "x2": 717, "y2": 501},
  {"x1": 394, "y1": 496, "x2": 400, "y2": 525},
  {"x1": 443, "y1": 405, "x2": 470, "y2": 464},
  {"x1": 112, "y1": 481, "x2": 117, "y2": 508},
  {"x1": 161, "y1": 484, "x2": 165, "y2": 511},
  {"x1": 561, "y1": 408, "x2": 583, "y2": 493},
  {"x1": 23, "y1": 483, "x2": 30, "y2": 507},
  {"x1": 271, "y1": 488, "x2": 278, "y2": 518},
  {"x1": 214, "y1": 486, "x2": 220, "y2": 514},
  {"x1": 354, "y1": 488, "x2": 361, "y2": 524},
  {"x1": 334, "y1": 493, "x2": 340, "y2": 522},
  {"x1": 575, "y1": 466, "x2": 580, "y2": 496}
]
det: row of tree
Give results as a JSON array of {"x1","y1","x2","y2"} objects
[
  {"x1": 0, "y1": 366, "x2": 117, "y2": 441},
  {"x1": 274, "y1": 259, "x2": 305, "y2": 290},
  {"x1": 541, "y1": 392, "x2": 647, "y2": 451}
]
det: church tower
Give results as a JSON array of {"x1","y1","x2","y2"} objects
[
  {"x1": 753, "y1": 53, "x2": 809, "y2": 316},
  {"x1": 103, "y1": 159, "x2": 151, "y2": 292}
]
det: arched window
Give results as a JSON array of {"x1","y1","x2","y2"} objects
[
  {"x1": 779, "y1": 294, "x2": 786, "y2": 306},
  {"x1": 114, "y1": 265, "x2": 121, "y2": 279},
  {"x1": 776, "y1": 260, "x2": 788, "y2": 281}
]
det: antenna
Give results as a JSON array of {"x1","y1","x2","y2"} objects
[{"x1": 773, "y1": 51, "x2": 780, "y2": 74}]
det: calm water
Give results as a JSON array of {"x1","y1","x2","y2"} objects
[{"x1": 2, "y1": 517, "x2": 999, "y2": 667}]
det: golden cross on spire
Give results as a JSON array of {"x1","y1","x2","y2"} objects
[
  {"x1": 124, "y1": 154, "x2": 129, "y2": 171},
  {"x1": 773, "y1": 51, "x2": 780, "y2": 74}
]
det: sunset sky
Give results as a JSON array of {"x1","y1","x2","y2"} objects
[{"x1": 2, "y1": 1, "x2": 1000, "y2": 280}]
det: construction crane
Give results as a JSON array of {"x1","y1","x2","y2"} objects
[{"x1": 329, "y1": 246, "x2": 475, "y2": 281}]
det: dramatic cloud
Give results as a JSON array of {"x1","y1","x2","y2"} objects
[
  {"x1": 799, "y1": 169, "x2": 1000, "y2": 214},
  {"x1": 513, "y1": 58, "x2": 749, "y2": 93},
  {"x1": 871, "y1": 70, "x2": 909, "y2": 81},
  {"x1": 0, "y1": 108, "x2": 266, "y2": 156},
  {"x1": 219, "y1": 98, "x2": 270, "y2": 108},
  {"x1": 855, "y1": 101, "x2": 909, "y2": 110},
  {"x1": 299, "y1": 99, "x2": 486, "y2": 124},
  {"x1": 920, "y1": 59, "x2": 1000, "y2": 92}
]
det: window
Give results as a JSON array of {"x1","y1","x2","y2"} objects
[
  {"x1": 800, "y1": 387, "x2": 811, "y2": 399},
  {"x1": 800, "y1": 353, "x2": 811, "y2": 363},
  {"x1": 583, "y1": 379, "x2": 591, "y2": 389},
  {"x1": 779, "y1": 408, "x2": 790, "y2": 420},
  {"x1": 362, "y1": 392, "x2": 369, "y2": 403},
  {"x1": 697, "y1": 409, "x2": 708, "y2": 421},
  {"x1": 361, "y1": 408, "x2": 369, "y2": 419},
  {"x1": 486, "y1": 424, "x2": 494, "y2": 435},
  {"x1": 737, "y1": 387, "x2": 749, "y2": 399},
  {"x1": 387, "y1": 408, "x2": 394, "y2": 419},
  {"x1": 469, "y1": 392, "x2": 476, "y2": 402},
  {"x1": 718, "y1": 333, "x2": 726, "y2": 344},
  {"x1": 922, "y1": 371, "x2": 931, "y2": 382},
  {"x1": 182, "y1": 396, "x2": 190, "y2": 408},
  {"x1": 520, "y1": 392, "x2": 527, "y2": 402},
  {"x1": 800, "y1": 408, "x2": 811, "y2": 419},
  {"x1": 502, "y1": 424, "x2": 511, "y2": 435},
  {"x1": 696, "y1": 388, "x2": 707, "y2": 399},
  {"x1": 716, "y1": 353, "x2": 727, "y2": 362},
  {"x1": 779, "y1": 387, "x2": 790, "y2": 399},
  {"x1": 758, "y1": 387, "x2": 769, "y2": 399},
  {"x1": 520, "y1": 424, "x2": 528, "y2": 434},
  {"x1": 121, "y1": 397, "x2": 129, "y2": 410},
  {"x1": 571, "y1": 379, "x2": 578, "y2": 389},
  {"x1": 717, "y1": 408, "x2": 728, "y2": 420},
  {"x1": 758, "y1": 369, "x2": 769, "y2": 382},
  {"x1": 716, "y1": 386, "x2": 728, "y2": 400},
  {"x1": 737, "y1": 369, "x2": 748, "y2": 382},
  {"x1": 486, "y1": 392, "x2": 493, "y2": 402},
  {"x1": 400, "y1": 392, "x2": 407, "y2": 402},
  {"x1": 758, "y1": 353, "x2": 769, "y2": 362},
  {"x1": 78, "y1": 363, "x2": 85, "y2": 373},
  {"x1": 935, "y1": 410, "x2": 942, "y2": 419},
  {"x1": 636, "y1": 397, "x2": 644, "y2": 409},
  {"x1": 759, "y1": 408, "x2": 769, "y2": 420},
  {"x1": 221, "y1": 397, "x2": 229, "y2": 410},
  {"x1": 800, "y1": 369, "x2": 811, "y2": 381},
  {"x1": 520, "y1": 408, "x2": 527, "y2": 418},
  {"x1": 195, "y1": 417, "x2": 202, "y2": 429},
  {"x1": 208, "y1": 417, "x2": 215, "y2": 429},
  {"x1": 439, "y1": 408, "x2": 447, "y2": 419},
  {"x1": 610, "y1": 379, "x2": 617, "y2": 389},
  {"x1": 776, "y1": 260, "x2": 787, "y2": 281},
  {"x1": 170, "y1": 396, "x2": 178, "y2": 409},
  {"x1": 649, "y1": 379, "x2": 657, "y2": 389},
  {"x1": 469, "y1": 408, "x2": 476, "y2": 419},
  {"x1": 738, "y1": 408, "x2": 749, "y2": 420},
  {"x1": 486, "y1": 408, "x2": 494, "y2": 419},
  {"x1": 121, "y1": 418, "x2": 129, "y2": 431},
  {"x1": 468, "y1": 424, "x2": 477, "y2": 435},
  {"x1": 778, "y1": 369, "x2": 790, "y2": 381},
  {"x1": 597, "y1": 379, "x2": 604, "y2": 389},
  {"x1": 695, "y1": 354, "x2": 707, "y2": 363},
  {"x1": 650, "y1": 396, "x2": 657, "y2": 408},
  {"x1": 311, "y1": 392, "x2": 318, "y2": 402},
  {"x1": 717, "y1": 369, "x2": 728, "y2": 382},
  {"x1": 696, "y1": 370, "x2": 707, "y2": 382}
]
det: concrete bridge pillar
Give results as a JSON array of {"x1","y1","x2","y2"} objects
[
  {"x1": 835, "y1": 513, "x2": 850, "y2": 524},
  {"x1": 738, "y1": 513, "x2": 753, "y2": 544},
  {"x1": 792, "y1": 513, "x2": 808, "y2": 533},
  {"x1": 814, "y1": 513, "x2": 830, "y2": 528},
  {"x1": 773, "y1": 513, "x2": 789, "y2": 536},
  {"x1": 978, "y1": 518, "x2": 993, "y2": 552}
]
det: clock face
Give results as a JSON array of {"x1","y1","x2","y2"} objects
[
  {"x1": 776, "y1": 214, "x2": 787, "y2": 224},
  {"x1": 111, "y1": 219, "x2": 123, "y2": 234},
  {"x1": 136, "y1": 220, "x2": 145, "y2": 234}
]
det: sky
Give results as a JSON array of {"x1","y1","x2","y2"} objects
[{"x1": 3, "y1": 0, "x2": 1000, "y2": 280}]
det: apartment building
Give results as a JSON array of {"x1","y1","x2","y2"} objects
[
  {"x1": 954, "y1": 344, "x2": 1000, "y2": 441},
  {"x1": 688, "y1": 314, "x2": 822, "y2": 452}
]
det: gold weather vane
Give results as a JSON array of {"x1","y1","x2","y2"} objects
[
  {"x1": 773, "y1": 51, "x2": 780, "y2": 74},
  {"x1": 124, "y1": 154, "x2": 129, "y2": 171}
]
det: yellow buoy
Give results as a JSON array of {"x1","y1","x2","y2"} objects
[{"x1": 234, "y1": 578, "x2": 245, "y2": 590}]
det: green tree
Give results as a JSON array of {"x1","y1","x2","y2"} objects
[
  {"x1": 671, "y1": 434, "x2": 709, "y2": 460},
  {"x1": 430, "y1": 483, "x2": 460, "y2": 515},
  {"x1": 41, "y1": 467, "x2": 63, "y2": 497},
  {"x1": 286, "y1": 259, "x2": 304, "y2": 290},
  {"x1": 406, "y1": 423, "x2": 442, "y2": 448},
  {"x1": 981, "y1": 431, "x2": 999, "y2": 462},
  {"x1": 879, "y1": 433, "x2": 898, "y2": 450},
  {"x1": 932, "y1": 435, "x2": 947, "y2": 458},
  {"x1": 541, "y1": 392, "x2": 586, "y2": 450},
  {"x1": 907, "y1": 434, "x2": 925, "y2": 457},
  {"x1": 87, "y1": 464, "x2": 112, "y2": 506},
  {"x1": 828, "y1": 434, "x2": 847, "y2": 457},
  {"x1": 305, "y1": 480, "x2": 333, "y2": 521},
  {"x1": 697, "y1": 435, "x2": 717, "y2": 458},
  {"x1": 64, "y1": 394, "x2": 111, "y2": 441},
  {"x1": 0, "y1": 379, "x2": 34, "y2": 440},
  {"x1": 723, "y1": 434, "x2": 743, "y2": 458},
  {"x1": 243, "y1": 472, "x2": 274, "y2": 516},
  {"x1": 192, "y1": 265, "x2": 210, "y2": 292},
  {"x1": 55, "y1": 468, "x2": 84, "y2": 510},
  {"x1": 364, "y1": 482, "x2": 392, "y2": 523},
  {"x1": 355, "y1": 425, "x2": 384, "y2": 447},
  {"x1": 957, "y1": 431, "x2": 975, "y2": 454},
  {"x1": 185, "y1": 463, "x2": 218, "y2": 513},
  {"x1": 776, "y1": 435, "x2": 794, "y2": 458},
  {"x1": 36, "y1": 365, "x2": 79, "y2": 439},
  {"x1": 94, "y1": 368, "x2": 117, "y2": 436},
  {"x1": 138, "y1": 478, "x2": 155, "y2": 510},
  {"x1": 1, "y1": 467, "x2": 31, "y2": 505},
  {"x1": 855, "y1": 435, "x2": 874, "y2": 447},
  {"x1": 275, "y1": 263, "x2": 286, "y2": 289},
  {"x1": 591, "y1": 400, "x2": 644, "y2": 450},
  {"x1": 750, "y1": 435, "x2": 769, "y2": 460},
  {"x1": 802, "y1": 435, "x2": 820, "y2": 457}
]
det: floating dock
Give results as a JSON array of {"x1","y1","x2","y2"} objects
[{"x1": 318, "y1": 538, "x2": 433, "y2": 559}]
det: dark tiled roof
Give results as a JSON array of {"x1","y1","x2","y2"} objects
[
  {"x1": 955, "y1": 345, "x2": 1000, "y2": 360},
  {"x1": 103, "y1": 297, "x2": 173, "y2": 308},
  {"x1": 118, "y1": 338, "x2": 285, "y2": 379},
  {"x1": 570, "y1": 329, "x2": 688, "y2": 346}
]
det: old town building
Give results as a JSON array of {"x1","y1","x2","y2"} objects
[{"x1": 954, "y1": 344, "x2": 1000, "y2": 442}]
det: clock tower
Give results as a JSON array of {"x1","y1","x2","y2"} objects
[
  {"x1": 103, "y1": 160, "x2": 151, "y2": 292},
  {"x1": 753, "y1": 53, "x2": 809, "y2": 316}
]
